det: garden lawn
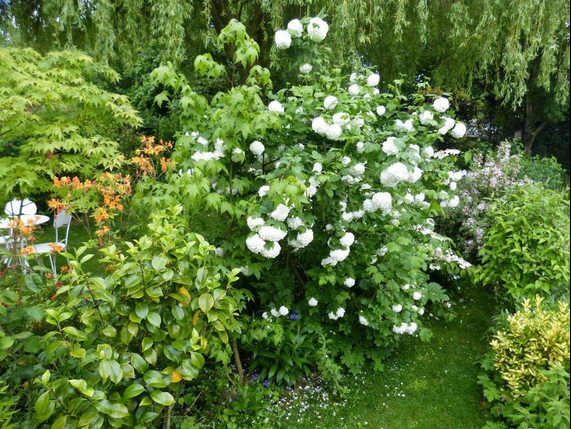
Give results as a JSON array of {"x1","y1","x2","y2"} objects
[{"x1": 276, "y1": 284, "x2": 495, "y2": 429}]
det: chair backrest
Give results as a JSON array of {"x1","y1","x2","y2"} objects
[
  {"x1": 5, "y1": 199, "x2": 37, "y2": 216},
  {"x1": 54, "y1": 210, "x2": 72, "y2": 245}
]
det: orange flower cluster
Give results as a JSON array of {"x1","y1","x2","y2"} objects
[
  {"x1": 53, "y1": 176, "x2": 94, "y2": 190},
  {"x1": 132, "y1": 136, "x2": 175, "y2": 176},
  {"x1": 49, "y1": 243, "x2": 65, "y2": 253},
  {"x1": 7, "y1": 217, "x2": 37, "y2": 238},
  {"x1": 20, "y1": 245, "x2": 36, "y2": 256},
  {"x1": 98, "y1": 173, "x2": 132, "y2": 213}
]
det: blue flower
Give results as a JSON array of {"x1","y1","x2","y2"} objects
[
  {"x1": 263, "y1": 380, "x2": 270, "y2": 388},
  {"x1": 290, "y1": 312, "x2": 299, "y2": 321}
]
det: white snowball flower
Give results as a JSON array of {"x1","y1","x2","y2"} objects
[
  {"x1": 413, "y1": 292, "x2": 423, "y2": 301},
  {"x1": 231, "y1": 148, "x2": 245, "y2": 163},
  {"x1": 340, "y1": 232, "x2": 355, "y2": 247},
  {"x1": 271, "y1": 308, "x2": 280, "y2": 318},
  {"x1": 279, "y1": 306, "x2": 289, "y2": 316},
  {"x1": 350, "y1": 72, "x2": 358, "y2": 83},
  {"x1": 444, "y1": 117, "x2": 456, "y2": 129},
  {"x1": 423, "y1": 146, "x2": 435, "y2": 158},
  {"x1": 250, "y1": 140, "x2": 265, "y2": 156},
  {"x1": 324, "y1": 96, "x2": 339, "y2": 110},
  {"x1": 258, "y1": 185, "x2": 270, "y2": 197},
  {"x1": 325, "y1": 124, "x2": 343, "y2": 140},
  {"x1": 409, "y1": 166, "x2": 423, "y2": 183},
  {"x1": 406, "y1": 322, "x2": 418, "y2": 335},
  {"x1": 419, "y1": 110, "x2": 434, "y2": 125},
  {"x1": 344, "y1": 278, "x2": 356, "y2": 288},
  {"x1": 450, "y1": 182, "x2": 458, "y2": 191},
  {"x1": 367, "y1": 73, "x2": 380, "y2": 87},
  {"x1": 333, "y1": 112, "x2": 350, "y2": 126},
  {"x1": 246, "y1": 234, "x2": 266, "y2": 254},
  {"x1": 295, "y1": 229, "x2": 314, "y2": 247},
  {"x1": 287, "y1": 19, "x2": 304, "y2": 37},
  {"x1": 356, "y1": 141, "x2": 365, "y2": 153},
  {"x1": 336, "y1": 308, "x2": 346, "y2": 318},
  {"x1": 275, "y1": 30, "x2": 292, "y2": 49},
  {"x1": 433, "y1": 97, "x2": 450, "y2": 113},
  {"x1": 308, "y1": 298, "x2": 319, "y2": 307},
  {"x1": 247, "y1": 217, "x2": 265, "y2": 230},
  {"x1": 395, "y1": 119, "x2": 414, "y2": 132},
  {"x1": 359, "y1": 316, "x2": 370, "y2": 326},
  {"x1": 214, "y1": 247, "x2": 224, "y2": 257},
  {"x1": 404, "y1": 193, "x2": 414, "y2": 204},
  {"x1": 451, "y1": 123, "x2": 467, "y2": 139},
  {"x1": 268, "y1": 100, "x2": 285, "y2": 113},
  {"x1": 300, "y1": 63, "x2": 313, "y2": 74},
  {"x1": 415, "y1": 193, "x2": 426, "y2": 203},
  {"x1": 328, "y1": 312, "x2": 339, "y2": 320},
  {"x1": 308, "y1": 17, "x2": 329, "y2": 42},
  {"x1": 270, "y1": 204, "x2": 291, "y2": 222},
  {"x1": 259, "y1": 226, "x2": 287, "y2": 242},
  {"x1": 370, "y1": 192, "x2": 393, "y2": 214},
  {"x1": 380, "y1": 162, "x2": 410, "y2": 188},
  {"x1": 261, "y1": 241, "x2": 281, "y2": 259},
  {"x1": 402, "y1": 284, "x2": 411, "y2": 290},
  {"x1": 382, "y1": 137, "x2": 400, "y2": 156},
  {"x1": 262, "y1": 312, "x2": 269, "y2": 320},
  {"x1": 377, "y1": 246, "x2": 388, "y2": 257},
  {"x1": 197, "y1": 136, "x2": 209, "y2": 146},
  {"x1": 312, "y1": 116, "x2": 329, "y2": 135},
  {"x1": 348, "y1": 84, "x2": 360, "y2": 96},
  {"x1": 287, "y1": 217, "x2": 304, "y2": 230},
  {"x1": 392, "y1": 304, "x2": 403, "y2": 313},
  {"x1": 376, "y1": 105, "x2": 386, "y2": 116},
  {"x1": 449, "y1": 196, "x2": 460, "y2": 208}
]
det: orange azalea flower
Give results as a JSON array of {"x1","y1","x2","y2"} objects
[
  {"x1": 49, "y1": 243, "x2": 65, "y2": 253},
  {"x1": 96, "y1": 226, "x2": 110, "y2": 237},
  {"x1": 20, "y1": 246, "x2": 36, "y2": 256}
]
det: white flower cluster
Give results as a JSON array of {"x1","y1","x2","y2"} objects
[
  {"x1": 275, "y1": 17, "x2": 329, "y2": 48},
  {"x1": 312, "y1": 116, "x2": 343, "y2": 141},
  {"x1": 344, "y1": 278, "x2": 356, "y2": 288},
  {"x1": 268, "y1": 100, "x2": 285, "y2": 113},
  {"x1": 321, "y1": 231, "x2": 355, "y2": 267},
  {"x1": 328, "y1": 307, "x2": 345, "y2": 320},
  {"x1": 382, "y1": 137, "x2": 400, "y2": 156},
  {"x1": 432, "y1": 247, "x2": 472, "y2": 270},
  {"x1": 380, "y1": 163, "x2": 423, "y2": 188},
  {"x1": 359, "y1": 315, "x2": 370, "y2": 326},
  {"x1": 433, "y1": 149, "x2": 462, "y2": 159},
  {"x1": 250, "y1": 140, "x2": 265, "y2": 156},
  {"x1": 363, "y1": 192, "x2": 392, "y2": 215},
  {"x1": 395, "y1": 119, "x2": 414, "y2": 133},
  {"x1": 270, "y1": 306, "x2": 290, "y2": 317},
  {"x1": 393, "y1": 322, "x2": 418, "y2": 335},
  {"x1": 307, "y1": 17, "x2": 329, "y2": 42},
  {"x1": 308, "y1": 297, "x2": 319, "y2": 307},
  {"x1": 191, "y1": 137, "x2": 227, "y2": 162},
  {"x1": 288, "y1": 215, "x2": 315, "y2": 250}
]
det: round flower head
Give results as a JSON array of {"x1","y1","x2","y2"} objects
[
  {"x1": 433, "y1": 97, "x2": 450, "y2": 113},
  {"x1": 247, "y1": 216, "x2": 265, "y2": 230},
  {"x1": 348, "y1": 84, "x2": 360, "y2": 96},
  {"x1": 413, "y1": 291, "x2": 423, "y2": 301},
  {"x1": 333, "y1": 112, "x2": 350, "y2": 126},
  {"x1": 287, "y1": 216, "x2": 304, "y2": 230},
  {"x1": 359, "y1": 315, "x2": 369, "y2": 326},
  {"x1": 395, "y1": 119, "x2": 414, "y2": 133},
  {"x1": 312, "y1": 116, "x2": 329, "y2": 135},
  {"x1": 324, "y1": 96, "x2": 339, "y2": 110},
  {"x1": 312, "y1": 162, "x2": 323, "y2": 174},
  {"x1": 268, "y1": 100, "x2": 285, "y2": 113},
  {"x1": 258, "y1": 185, "x2": 270, "y2": 197},
  {"x1": 300, "y1": 63, "x2": 313, "y2": 74},
  {"x1": 344, "y1": 278, "x2": 356, "y2": 288},
  {"x1": 340, "y1": 232, "x2": 355, "y2": 247},
  {"x1": 270, "y1": 204, "x2": 291, "y2": 222},
  {"x1": 376, "y1": 105, "x2": 386, "y2": 116},
  {"x1": 392, "y1": 304, "x2": 403, "y2": 313},
  {"x1": 350, "y1": 72, "x2": 358, "y2": 83},
  {"x1": 250, "y1": 141, "x2": 265, "y2": 156},
  {"x1": 367, "y1": 73, "x2": 380, "y2": 87},
  {"x1": 382, "y1": 137, "x2": 400, "y2": 156},
  {"x1": 419, "y1": 110, "x2": 434, "y2": 125},
  {"x1": 261, "y1": 241, "x2": 281, "y2": 259},
  {"x1": 449, "y1": 195, "x2": 460, "y2": 208},
  {"x1": 308, "y1": 17, "x2": 329, "y2": 42},
  {"x1": 246, "y1": 234, "x2": 266, "y2": 254},
  {"x1": 275, "y1": 30, "x2": 292, "y2": 49},
  {"x1": 287, "y1": 19, "x2": 304, "y2": 38},
  {"x1": 380, "y1": 162, "x2": 410, "y2": 188},
  {"x1": 308, "y1": 298, "x2": 318, "y2": 307},
  {"x1": 451, "y1": 123, "x2": 467, "y2": 139},
  {"x1": 279, "y1": 306, "x2": 289, "y2": 316},
  {"x1": 258, "y1": 225, "x2": 287, "y2": 242},
  {"x1": 325, "y1": 124, "x2": 343, "y2": 140},
  {"x1": 336, "y1": 308, "x2": 346, "y2": 318},
  {"x1": 356, "y1": 141, "x2": 365, "y2": 153}
]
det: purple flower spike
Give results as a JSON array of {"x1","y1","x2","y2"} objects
[
  {"x1": 263, "y1": 380, "x2": 270, "y2": 388},
  {"x1": 290, "y1": 312, "x2": 299, "y2": 321}
]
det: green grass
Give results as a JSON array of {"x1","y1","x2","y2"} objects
[{"x1": 273, "y1": 285, "x2": 496, "y2": 429}]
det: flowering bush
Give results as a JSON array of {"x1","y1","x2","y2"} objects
[
  {"x1": 479, "y1": 297, "x2": 570, "y2": 429},
  {"x1": 438, "y1": 142, "x2": 533, "y2": 259},
  {"x1": 134, "y1": 17, "x2": 472, "y2": 378}
]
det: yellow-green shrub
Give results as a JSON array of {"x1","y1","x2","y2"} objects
[{"x1": 479, "y1": 297, "x2": 571, "y2": 429}]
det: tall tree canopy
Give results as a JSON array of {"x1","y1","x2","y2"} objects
[{"x1": 1, "y1": 0, "x2": 569, "y2": 150}]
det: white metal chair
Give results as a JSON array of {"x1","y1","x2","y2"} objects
[
  {"x1": 32, "y1": 210, "x2": 72, "y2": 277},
  {"x1": 4, "y1": 199, "x2": 38, "y2": 216}
]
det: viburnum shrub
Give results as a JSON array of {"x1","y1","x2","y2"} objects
[
  {"x1": 140, "y1": 17, "x2": 472, "y2": 376},
  {"x1": 1, "y1": 208, "x2": 245, "y2": 427}
]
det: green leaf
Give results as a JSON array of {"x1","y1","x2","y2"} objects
[
  {"x1": 63, "y1": 326, "x2": 88, "y2": 341},
  {"x1": 199, "y1": 293, "x2": 214, "y2": 313},
  {"x1": 147, "y1": 312, "x2": 161, "y2": 327},
  {"x1": 152, "y1": 255, "x2": 168, "y2": 271},
  {"x1": 99, "y1": 360, "x2": 111, "y2": 381},
  {"x1": 78, "y1": 407, "x2": 99, "y2": 426},
  {"x1": 35, "y1": 391, "x2": 54, "y2": 422},
  {"x1": 52, "y1": 415, "x2": 67, "y2": 429},
  {"x1": 94, "y1": 399, "x2": 129, "y2": 418},
  {"x1": 0, "y1": 336, "x2": 15, "y2": 350},
  {"x1": 143, "y1": 370, "x2": 168, "y2": 388},
  {"x1": 150, "y1": 391, "x2": 176, "y2": 406},
  {"x1": 123, "y1": 383, "x2": 146, "y2": 399},
  {"x1": 131, "y1": 353, "x2": 149, "y2": 374},
  {"x1": 135, "y1": 303, "x2": 149, "y2": 319},
  {"x1": 109, "y1": 360, "x2": 123, "y2": 384}
]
